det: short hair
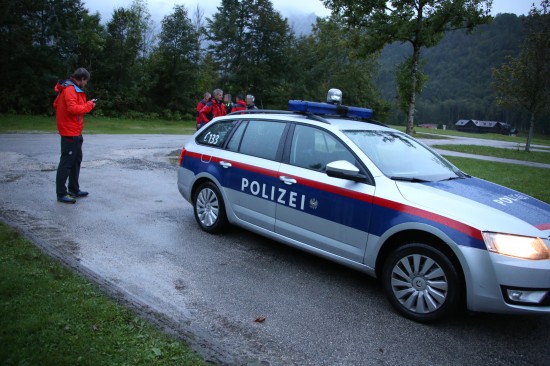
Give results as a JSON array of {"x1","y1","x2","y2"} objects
[
  {"x1": 71, "y1": 67, "x2": 90, "y2": 81},
  {"x1": 246, "y1": 94, "x2": 254, "y2": 102},
  {"x1": 203, "y1": 92, "x2": 211, "y2": 99},
  {"x1": 236, "y1": 94, "x2": 244, "y2": 101},
  {"x1": 213, "y1": 89, "x2": 223, "y2": 97}
]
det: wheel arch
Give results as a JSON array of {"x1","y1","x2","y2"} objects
[
  {"x1": 374, "y1": 227, "x2": 467, "y2": 304},
  {"x1": 191, "y1": 174, "x2": 238, "y2": 226},
  {"x1": 191, "y1": 176, "x2": 217, "y2": 203}
]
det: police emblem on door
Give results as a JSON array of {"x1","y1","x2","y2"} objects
[{"x1": 309, "y1": 198, "x2": 318, "y2": 209}]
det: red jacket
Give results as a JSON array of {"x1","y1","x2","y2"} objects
[
  {"x1": 199, "y1": 99, "x2": 226, "y2": 123},
  {"x1": 195, "y1": 99, "x2": 208, "y2": 123},
  {"x1": 230, "y1": 100, "x2": 247, "y2": 113},
  {"x1": 53, "y1": 80, "x2": 94, "y2": 136}
]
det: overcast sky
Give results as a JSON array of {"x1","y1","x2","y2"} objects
[{"x1": 84, "y1": 0, "x2": 536, "y2": 24}]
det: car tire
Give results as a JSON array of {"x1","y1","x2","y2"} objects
[
  {"x1": 381, "y1": 243, "x2": 461, "y2": 323},
  {"x1": 193, "y1": 181, "x2": 228, "y2": 234}
]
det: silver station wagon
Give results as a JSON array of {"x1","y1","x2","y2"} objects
[{"x1": 177, "y1": 100, "x2": 550, "y2": 322}]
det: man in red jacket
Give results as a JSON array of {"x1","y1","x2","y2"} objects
[
  {"x1": 230, "y1": 95, "x2": 247, "y2": 113},
  {"x1": 198, "y1": 89, "x2": 226, "y2": 129},
  {"x1": 195, "y1": 92, "x2": 211, "y2": 130},
  {"x1": 53, "y1": 67, "x2": 96, "y2": 203}
]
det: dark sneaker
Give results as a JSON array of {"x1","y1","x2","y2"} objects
[
  {"x1": 68, "y1": 190, "x2": 88, "y2": 198},
  {"x1": 57, "y1": 195, "x2": 76, "y2": 204}
]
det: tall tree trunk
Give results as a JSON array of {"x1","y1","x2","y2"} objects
[
  {"x1": 525, "y1": 110, "x2": 535, "y2": 152},
  {"x1": 406, "y1": 44, "x2": 420, "y2": 135}
]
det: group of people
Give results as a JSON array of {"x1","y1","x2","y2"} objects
[{"x1": 195, "y1": 89, "x2": 257, "y2": 130}]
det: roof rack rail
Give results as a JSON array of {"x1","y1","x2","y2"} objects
[
  {"x1": 227, "y1": 108, "x2": 332, "y2": 124},
  {"x1": 365, "y1": 119, "x2": 388, "y2": 127},
  {"x1": 302, "y1": 112, "x2": 330, "y2": 124},
  {"x1": 226, "y1": 109, "x2": 294, "y2": 116}
]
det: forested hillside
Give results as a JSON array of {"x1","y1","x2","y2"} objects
[
  {"x1": 1, "y1": 0, "x2": 547, "y2": 134},
  {"x1": 377, "y1": 13, "x2": 547, "y2": 131}
]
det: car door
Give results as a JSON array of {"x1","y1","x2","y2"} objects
[
  {"x1": 274, "y1": 124, "x2": 375, "y2": 263},
  {"x1": 217, "y1": 119, "x2": 288, "y2": 231}
]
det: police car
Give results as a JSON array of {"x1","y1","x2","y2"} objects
[{"x1": 177, "y1": 93, "x2": 550, "y2": 322}]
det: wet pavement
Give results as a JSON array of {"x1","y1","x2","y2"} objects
[{"x1": 1, "y1": 133, "x2": 549, "y2": 365}]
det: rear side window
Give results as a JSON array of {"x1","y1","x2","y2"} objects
[
  {"x1": 226, "y1": 122, "x2": 247, "y2": 152},
  {"x1": 196, "y1": 120, "x2": 237, "y2": 147},
  {"x1": 237, "y1": 120, "x2": 286, "y2": 161}
]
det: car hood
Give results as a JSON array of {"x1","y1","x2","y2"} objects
[{"x1": 396, "y1": 177, "x2": 550, "y2": 236}]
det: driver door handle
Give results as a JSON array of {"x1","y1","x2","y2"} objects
[
  {"x1": 220, "y1": 161, "x2": 232, "y2": 168},
  {"x1": 280, "y1": 176, "x2": 296, "y2": 185}
]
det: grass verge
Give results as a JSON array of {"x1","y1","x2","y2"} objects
[
  {"x1": 435, "y1": 144, "x2": 550, "y2": 164},
  {"x1": 0, "y1": 222, "x2": 207, "y2": 366},
  {"x1": 447, "y1": 157, "x2": 550, "y2": 204},
  {"x1": 0, "y1": 114, "x2": 197, "y2": 135},
  {"x1": 389, "y1": 125, "x2": 550, "y2": 146}
]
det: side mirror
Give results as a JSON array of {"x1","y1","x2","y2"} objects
[{"x1": 325, "y1": 160, "x2": 365, "y2": 182}]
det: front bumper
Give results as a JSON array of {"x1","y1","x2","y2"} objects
[{"x1": 462, "y1": 246, "x2": 550, "y2": 314}]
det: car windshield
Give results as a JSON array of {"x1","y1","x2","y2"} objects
[{"x1": 343, "y1": 130, "x2": 465, "y2": 181}]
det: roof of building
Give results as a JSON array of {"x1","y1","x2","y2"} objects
[{"x1": 455, "y1": 119, "x2": 502, "y2": 128}]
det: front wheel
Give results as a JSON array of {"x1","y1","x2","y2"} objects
[
  {"x1": 381, "y1": 243, "x2": 462, "y2": 323},
  {"x1": 193, "y1": 182, "x2": 228, "y2": 234}
]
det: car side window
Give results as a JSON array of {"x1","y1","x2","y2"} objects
[
  {"x1": 290, "y1": 125, "x2": 356, "y2": 172},
  {"x1": 196, "y1": 120, "x2": 237, "y2": 147},
  {"x1": 226, "y1": 121, "x2": 247, "y2": 152},
  {"x1": 238, "y1": 120, "x2": 286, "y2": 161}
]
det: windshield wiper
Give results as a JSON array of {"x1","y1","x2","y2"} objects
[
  {"x1": 440, "y1": 176, "x2": 465, "y2": 181},
  {"x1": 440, "y1": 173, "x2": 471, "y2": 181},
  {"x1": 390, "y1": 176, "x2": 429, "y2": 183}
]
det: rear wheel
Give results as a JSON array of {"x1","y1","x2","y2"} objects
[
  {"x1": 381, "y1": 243, "x2": 461, "y2": 322},
  {"x1": 193, "y1": 182, "x2": 228, "y2": 233}
]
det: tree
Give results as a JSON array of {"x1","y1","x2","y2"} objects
[
  {"x1": 75, "y1": 12, "x2": 106, "y2": 70},
  {"x1": 191, "y1": 5, "x2": 208, "y2": 57},
  {"x1": 97, "y1": 0, "x2": 153, "y2": 114},
  {"x1": 492, "y1": 0, "x2": 550, "y2": 151},
  {"x1": 207, "y1": 0, "x2": 293, "y2": 106},
  {"x1": 323, "y1": 0, "x2": 492, "y2": 134},
  {"x1": 0, "y1": 0, "x2": 91, "y2": 113},
  {"x1": 130, "y1": 0, "x2": 156, "y2": 62},
  {"x1": 148, "y1": 5, "x2": 200, "y2": 116},
  {"x1": 288, "y1": 16, "x2": 389, "y2": 117}
]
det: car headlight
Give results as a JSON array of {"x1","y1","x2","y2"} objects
[{"x1": 482, "y1": 232, "x2": 550, "y2": 260}]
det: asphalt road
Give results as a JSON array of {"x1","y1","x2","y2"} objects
[{"x1": 1, "y1": 133, "x2": 549, "y2": 365}]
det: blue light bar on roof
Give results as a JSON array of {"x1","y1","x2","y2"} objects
[{"x1": 288, "y1": 100, "x2": 373, "y2": 119}]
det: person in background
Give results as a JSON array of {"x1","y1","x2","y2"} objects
[
  {"x1": 246, "y1": 94, "x2": 257, "y2": 109},
  {"x1": 223, "y1": 93, "x2": 233, "y2": 115},
  {"x1": 195, "y1": 92, "x2": 211, "y2": 130},
  {"x1": 198, "y1": 89, "x2": 226, "y2": 129},
  {"x1": 230, "y1": 94, "x2": 247, "y2": 113},
  {"x1": 53, "y1": 67, "x2": 96, "y2": 204}
]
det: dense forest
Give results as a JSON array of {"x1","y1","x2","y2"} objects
[{"x1": 0, "y1": 0, "x2": 548, "y2": 133}]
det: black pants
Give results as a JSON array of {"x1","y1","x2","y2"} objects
[{"x1": 56, "y1": 135, "x2": 83, "y2": 197}]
